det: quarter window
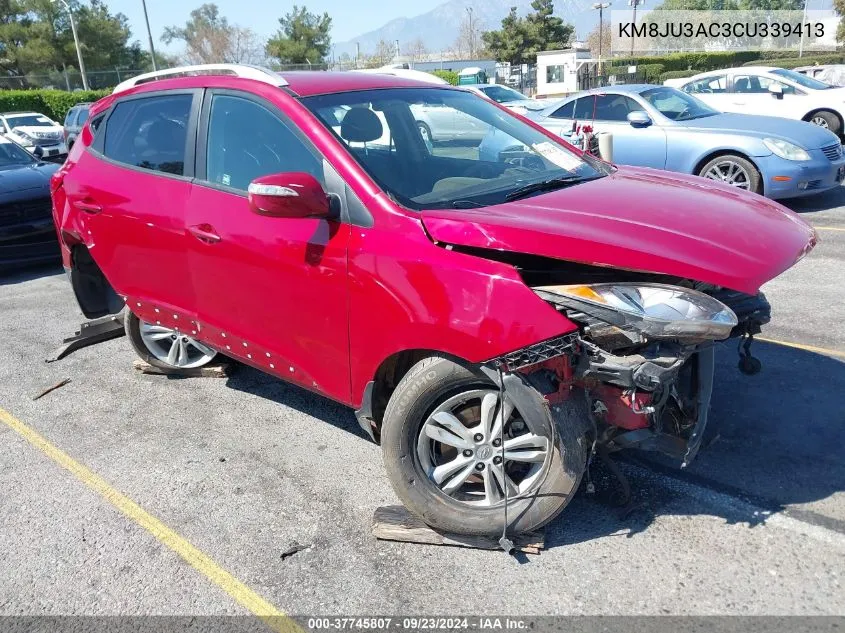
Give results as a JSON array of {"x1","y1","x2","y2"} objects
[
  {"x1": 103, "y1": 94, "x2": 192, "y2": 175},
  {"x1": 205, "y1": 94, "x2": 322, "y2": 191},
  {"x1": 684, "y1": 75, "x2": 727, "y2": 94}
]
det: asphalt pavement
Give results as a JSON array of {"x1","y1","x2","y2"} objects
[{"x1": 0, "y1": 186, "x2": 843, "y2": 621}]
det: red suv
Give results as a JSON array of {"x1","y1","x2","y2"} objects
[{"x1": 52, "y1": 65, "x2": 816, "y2": 537}]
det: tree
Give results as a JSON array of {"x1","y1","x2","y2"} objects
[
  {"x1": 0, "y1": 0, "x2": 153, "y2": 86},
  {"x1": 162, "y1": 3, "x2": 262, "y2": 65},
  {"x1": 482, "y1": 0, "x2": 573, "y2": 64},
  {"x1": 266, "y1": 5, "x2": 331, "y2": 65},
  {"x1": 454, "y1": 10, "x2": 485, "y2": 58},
  {"x1": 362, "y1": 39, "x2": 394, "y2": 67},
  {"x1": 585, "y1": 21, "x2": 611, "y2": 60},
  {"x1": 402, "y1": 37, "x2": 428, "y2": 62}
]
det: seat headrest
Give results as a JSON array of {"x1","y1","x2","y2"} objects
[{"x1": 340, "y1": 108, "x2": 383, "y2": 143}]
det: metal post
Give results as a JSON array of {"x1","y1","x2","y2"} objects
[
  {"x1": 466, "y1": 7, "x2": 474, "y2": 59},
  {"x1": 799, "y1": 0, "x2": 808, "y2": 57},
  {"x1": 593, "y1": 3, "x2": 610, "y2": 74},
  {"x1": 141, "y1": 0, "x2": 158, "y2": 71},
  {"x1": 355, "y1": 42, "x2": 360, "y2": 69},
  {"x1": 53, "y1": 0, "x2": 88, "y2": 90},
  {"x1": 629, "y1": 0, "x2": 643, "y2": 57}
]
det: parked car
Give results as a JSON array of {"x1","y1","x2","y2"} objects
[
  {"x1": 63, "y1": 102, "x2": 92, "y2": 150},
  {"x1": 53, "y1": 64, "x2": 815, "y2": 537},
  {"x1": 675, "y1": 67, "x2": 845, "y2": 133},
  {"x1": 0, "y1": 136, "x2": 61, "y2": 270},
  {"x1": 482, "y1": 84, "x2": 845, "y2": 199},
  {"x1": 0, "y1": 111, "x2": 67, "y2": 160},
  {"x1": 795, "y1": 64, "x2": 845, "y2": 87},
  {"x1": 461, "y1": 83, "x2": 548, "y2": 115}
]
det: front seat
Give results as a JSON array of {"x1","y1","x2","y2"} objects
[
  {"x1": 340, "y1": 107, "x2": 384, "y2": 145},
  {"x1": 734, "y1": 77, "x2": 750, "y2": 93}
]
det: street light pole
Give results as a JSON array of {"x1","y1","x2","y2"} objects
[
  {"x1": 53, "y1": 0, "x2": 88, "y2": 90},
  {"x1": 798, "y1": 0, "x2": 808, "y2": 58},
  {"x1": 592, "y1": 2, "x2": 610, "y2": 73},
  {"x1": 466, "y1": 7, "x2": 474, "y2": 59},
  {"x1": 628, "y1": 0, "x2": 643, "y2": 57},
  {"x1": 141, "y1": 0, "x2": 158, "y2": 71}
]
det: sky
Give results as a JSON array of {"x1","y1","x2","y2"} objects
[{"x1": 108, "y1": 0, "x2": 447, "y2": 56}]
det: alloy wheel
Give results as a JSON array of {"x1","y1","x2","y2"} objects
[
  {"x1": 704, "y1": 160, "x2": 751, "y2": 190},
  {"x1": 138, "y1": 320, "x2": 217, "y2": 368},
  {"x1": 811, "y1": 115, "x2": 830, "y2": 128},
  {"x1": 416, "y1": 389, "x2": 550, "y2": 507}
]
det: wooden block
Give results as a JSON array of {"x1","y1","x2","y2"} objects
[
  {"x1": 372, "y1": 505, "x2": 544, "y2": 554},
  {"x1": 132, "y1": 359, "x2": 232, "y2": 378}
]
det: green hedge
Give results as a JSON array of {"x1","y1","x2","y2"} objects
[
  {"x1": 638, "y1": 63, "x2": 666, "y2": 80},
  {"x1": 742, "y1": 54, "x2": 845, "y2": 69},
  {"x1": 0, "y1": 89, "x2": 110, "y2": 122},
  {"x1": 429, "y1": 70, "x2": 459, "y2": 85},
  {"x1": 610, "y1": 51, "x2": 762, "y2": 74},
  {"x1": 659, "y1": 69, "x2": 697, "y2": 82}
]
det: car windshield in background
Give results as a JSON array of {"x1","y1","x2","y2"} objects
[
  {"x1": 480, "y1": 85, "x2": 531, "y2": 103},
  {"x1": 770, "y1": 68, "x2": 833, "y2": 90},
  {"x1": 640, "y1": 87, "x2": 719, "y2": 121},
  {"x1": 302, "y1": 88, "x2": 604, "y2": 210},
  {"x1": 7, "y1": 114, "x2": 53, "y2": 128},
  {"x1": 0, "y1": 141, "x2": 35, "y2": 166}
]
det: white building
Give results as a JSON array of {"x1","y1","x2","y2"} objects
[{"x1": 536, "y1": 45, "x2": 597, "y2": 98}]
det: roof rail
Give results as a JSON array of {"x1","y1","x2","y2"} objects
[{"x1": 112, "y1": 64, "x2": 288, "y2": 94}]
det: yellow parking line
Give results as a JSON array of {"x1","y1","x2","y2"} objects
[
  {"x1": 813, "y1": 226, "x2": 845, "y2": 232},
  {"x1": 757, "y1": 337, "x2": 845, "y2": 359},
  {"x1": 0, "y1": 406, "x2": 299, "y2": 633}
]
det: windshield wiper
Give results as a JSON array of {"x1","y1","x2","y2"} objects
[{"x1": 505, "y1": 175, "x2": 601, "y2": 202}]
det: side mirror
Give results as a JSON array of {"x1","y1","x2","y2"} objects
[
  {"x1": 627, "y1": 110, "x2": 652, "y2": 127},
  {"x1": 769, "y1": 84, "x2": 784, "y2": 99},
  {"x1": 247, "y1": 173, "x2": 330, "y2": 219}
]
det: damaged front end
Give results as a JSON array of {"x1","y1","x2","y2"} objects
[{"x1": 487, "y1": 276, "x2": 772, "y2": 467}]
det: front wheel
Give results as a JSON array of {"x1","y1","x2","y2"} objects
[
  {"x1": 698, "y1": 154, "x2": 762, "y2": 194},
  {"x1": 125, "y1": 310, "x2": 217, "y2": 370},
  {"x1": 808, "y1": 110, "x2": 841, "y2": 134},
  {"x1": 417, "y1": 121, "x2": 433, "y2": 144},
  {"x1": 380, "y1": 357, "x2": 586, "y2": 536}
]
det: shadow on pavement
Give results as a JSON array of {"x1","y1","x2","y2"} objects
[
  {"x1": 224, "y1": 341, "x2": 845, "y2": 549},
  {"x1": 784, "y1": 185, "x2": 845, "y2": 214},
  {"x1": 0, "y1": 262, "x2": 63, "y2": 286}
]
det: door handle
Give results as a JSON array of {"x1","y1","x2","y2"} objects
[
  {"x1": 188, "y1": 224, "x2": 221, "y2": 244},
  {"x1": 73, "y1": 200, "x2": 102, "y2": 214}
]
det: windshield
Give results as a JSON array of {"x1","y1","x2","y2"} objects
[
  {"x1": 0, "y1": 141, "x2": 35, "y2": 166},
  {"x1": 770, "y1": 68, "x2": 832, "y2": 90},
  {"x1": 479, "y1": 85, "x2": 531, "y2": 103},
  {"x1": 302, "y1": 88, "x2": 605, "y2": 210},
  {"x1": 6, "y1": 114, "x2": 55, "y2": 128},
  {"x1": 640, "y1": 87, "x2": 719, "y2": 120}
]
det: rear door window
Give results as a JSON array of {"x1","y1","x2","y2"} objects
[{"x1": 102, "y1": 94, "x2": 193, "y2": 176}]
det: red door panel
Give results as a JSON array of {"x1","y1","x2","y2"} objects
[{"x1": 186, "y1": 184, "x2": 351, "y2": 402}]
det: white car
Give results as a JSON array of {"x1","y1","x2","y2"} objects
[
  {"x1": 460, "y1": 84, "x2": 551, "y2": 115},
  {"x1": 676, "y1": 66, "x2": 845, "y2": 134},
  {"x1": 0, "y1": 112, "x2": 67, "y2": 159}
]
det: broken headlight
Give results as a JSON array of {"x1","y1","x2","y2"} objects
[{"x1": 533, "y1": 283, "x2": 738, "y2": 341}]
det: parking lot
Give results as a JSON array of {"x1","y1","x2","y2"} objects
[{"x1": 1, "y1": 187, "x2": 844, "y2": 622}]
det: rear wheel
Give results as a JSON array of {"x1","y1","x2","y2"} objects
[
  {"x1": 125, "y1": 310, "x2": 217, "y2": 370},
  {"x1": 380, "y1": 356, "x2": 586, "y2": 536},
  {"x1": 807, "y1": 110, "x2": 840, "y2": 134},
  {"x1": 698, "y1": 154, "x2": 762, "y2": 194}
]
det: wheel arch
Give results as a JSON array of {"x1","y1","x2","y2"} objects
[
  {"x1": 802, "y1": 107, "x2": 843, "y2": 131},
  {"x1": 68, "y1": 243, "x2": 124, "y2": 319},
  {"x1": 355, "y1": 348, "x2": 479, "y2": 442}
]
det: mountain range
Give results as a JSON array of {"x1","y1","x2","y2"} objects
[{"x1": 333, "y1": 0, "x2": 600, "y2": 58}]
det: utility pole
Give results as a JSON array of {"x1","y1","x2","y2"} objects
[
  {"x1": 799, "y1": 0, "x2": 808, "y2": 57},
  {"x1": 355, "y1": 42, "x2": 361, "y2": 69},
  {"x1": 628, "y1": 0, "x2": 643, "y2": 57},
  {"x1": 592, "y1": 2, "x2": 610, "y2": 73},
  {"x1": 52, "y1": 0, "x2": 88, "y2": 90},
  {"x1": 141, "y1": 0, "x2": 158, "y2": 71},
  {"x1": 466, "y1": 6, "x2": 474, "y2": 59},
  {"x1": 395, "y1": 39, "x2": 400, "y2": 61}
]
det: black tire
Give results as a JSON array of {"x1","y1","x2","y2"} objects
[
  {"x1": 380, "y1": 356, "x2": 587, "y2": 536},
  {"x1": 417, "y1": 121, "x2": 432, "y2": 143},
  {"x1": 807, "y1": 110, "x2": 841, "y2": 135},
  {"x1": 124, "y1": 310, "x2": 216, "y2": 371},
  {"x1": 698, "y1": 154, "x2": 762, "y2": 195}
]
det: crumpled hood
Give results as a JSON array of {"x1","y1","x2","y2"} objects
[
  {"x1": 421, "y1": 166, "x2": 816, "y2": 294},
  {"x1": 680, "y1": 113, "x2": 840, "y2": 149}
]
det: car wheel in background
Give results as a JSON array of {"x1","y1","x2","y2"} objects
[
  {"x1": 807, "y1": 110, "x2": 840, "y2": 134},
  {"x1": 380, "y1": 356, "x2": 586, "y2": 536},
  {"x1": 125, "y1": 310, "x2": 217, "y2": 370},
  {"x1": 698, "y1": 154, "x2": 762, "y2": 195},
  {"x1": 417, "y1": 121, "x2": 432, "y2": 144}
]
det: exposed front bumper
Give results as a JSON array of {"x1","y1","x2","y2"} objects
[
  {"x1": 23, "y1": 142, "x2": 67, "y2": 159},
  {"x1": 760, "y1": 147, "x2": 845, "y2": 199}
]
